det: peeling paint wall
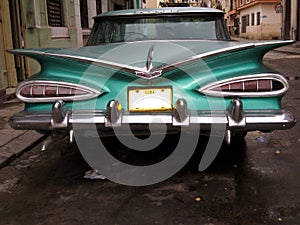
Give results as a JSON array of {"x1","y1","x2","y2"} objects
[
  {"x1": 0, "y1": 0, "x2": 18, "y2": 88},
  {"x1": 239, "y1": 3, "x2": 282, "y2": 39}
]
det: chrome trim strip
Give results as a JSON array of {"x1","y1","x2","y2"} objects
[
  {"x1": 9, "y1": 49, "x2": 147, "y2": 75},
  {"x1": 198, "y1": 73, "x2": 289, "y2": 97},
  {"x1": 254, "y1": 40, "x2": 294, "y2": 46},
  {"x1": 10, "y1": 44, "x2": 253, "y2": 75},
  {"x1": 9, "y1": 41, "x2": 294, "y2": 77},
  {"x1": 94, "y1": 8, "x2": 224, "y2": 18},
  {"x1": 16, "y1": 80, "x2": 101, "y2": 103}
]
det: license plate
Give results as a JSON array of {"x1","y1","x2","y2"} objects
[{"x1": 128, "y1": 86, "x2": 172, "y2": 112}]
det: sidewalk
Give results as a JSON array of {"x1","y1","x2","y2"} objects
[
  {"x1": 231, "y1": 35, "x2": 300, "y2": 55},
  {"x1": 0, "y1": 97, "x2": 46, "y2": 168},
  {"x1": 273, "y1": 41, "x2": 300, "y2": 55},
  {"x1": 0, "y1": 88, "x2": 16, "y2": 104}
]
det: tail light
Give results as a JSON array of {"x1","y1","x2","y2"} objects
[
  {"x1": 16, "y1": 81, "x2": 101, "y2": 102},
  {"x1": 198, "y1": 74, "x2": 289, "y2": 97}
]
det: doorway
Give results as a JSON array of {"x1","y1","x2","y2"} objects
[
  {"x1": 297, "y1": 0, "x2": 300, "y2": 40},
  {"x1": 9, "y1": 0, "x2": 29, "y2": 82},
  {"x1": 241, "y1": 16, "x2": 247, "y2": 33}
]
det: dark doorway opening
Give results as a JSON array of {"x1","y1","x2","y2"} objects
[
  {"x1": 9, "y1": 0, "x2": 28, "y2": 82},
  {"x1": 297, "y1": 0, "x2": 300, "y2": 40}
]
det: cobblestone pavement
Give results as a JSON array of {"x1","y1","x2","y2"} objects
[{"x1": 0, "y1": 100, "x2": 45, "y2": 168}]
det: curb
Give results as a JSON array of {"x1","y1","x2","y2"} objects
[
  {"x1": 1, "y1": 95, "x2": 47, "y2": 169},
  {"x1": 0, "y1": 130, "x2": 47, "y2": 169},
  {"x1": 0, "y1": 88, "x2": 16, "y2": 105},
  {"x1": 273, "y1": 49, "x2": 300, "y2": 56}
]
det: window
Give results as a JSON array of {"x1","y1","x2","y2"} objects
[
  {"x1": 230, "y1": 0, "x2": 233, "y2": 10},
  {"x1": 246, "y1": 0, "x2": 250, "y2": 3},
  {"x1": 257, "y1": 12, "x2": 261, "y2": 25},
  {"x1": 246, "y1": 15, "x2": 250, "y2": 26},
  {"x1": 251, "y1": 13, "x2": 255, "y2": 26},
  {"x1": 87, "y1": 15, "x2": 231, "y2": 45},
  {"x1": 80, "y1": 0, "x2": 89, "y2": 29},
  {"x1": 241, "y1": 15, "x2": 249, "y2": 33},
  {"x1": 96, "y1": 0, "x2": 102, "y2": 15},
  {"x1": 47, "y1": 0, "x2": 64, "y2": 27},
  {"x1": 240, "y1": 0, "x2": 243, "y2": 6}
]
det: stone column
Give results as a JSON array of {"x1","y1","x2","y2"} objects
[
  {"x1": 0, "y1": 0, "x2": 18, "y2": 88},
  {"x1": 102, "y1": 0, "x2": 108, "y2": 13},
  {"x1": 282, "y1": 0, "x2": 291, "y2": 40}
]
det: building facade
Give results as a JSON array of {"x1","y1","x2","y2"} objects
[
  {"x1": 146, "y1": 0, "x2": 299, "y2": 40},
  {"x1": 227, "y1": 0, "x2": 282, "y2": 39},
  {"x1": 227, "y1": 0, "x2": 299, "y2": 40},
  {"x1": 0, "y1": 0, "x2": 138, "y2": 95},
  {"x1": 153, "y1": 0, "x2": 224, "y2": 8},
  {"x1": 0, "y1": 0, "x2": 19, "y2": 90}
]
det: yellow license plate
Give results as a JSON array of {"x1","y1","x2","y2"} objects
[{"x1": 128, "y1": 86, "x2": 172, "y2": 112}]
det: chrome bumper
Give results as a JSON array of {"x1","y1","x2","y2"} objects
[{"x1": 9, "y1": 99, "x2": 296, "y2": 133}]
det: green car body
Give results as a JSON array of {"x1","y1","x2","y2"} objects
[{"x1": 9, "y1": 7, "x2": 296, "y2": 144}]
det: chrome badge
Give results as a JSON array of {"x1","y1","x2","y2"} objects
[
  {"x1": 135, "y1": 45, "x2": 163, "y2": 79},
  {"x1": 135, "y1": 70, "x2": 162, "y2": 79}
]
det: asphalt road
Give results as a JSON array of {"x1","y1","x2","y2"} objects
[{"x1": 0, "y1": 49, "x2": 299, "y2": 225}]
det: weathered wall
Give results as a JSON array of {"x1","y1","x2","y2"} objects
[
  {"x1": 23, "y1": 0, "x2": 79, "y2": 75},
  {"x1": 240, "y1": 3, "x2": 281, "y2": 39},
  {"x1": 240, "y1": 4, "x2": 263, "y2": 39},
  {"x1": 290, "y1": 0, "x2": 299, "y2": 40},
  {"x1": 0, "y1": 51, "x2": 4, "y2": 90},
  {"x1": 261, "y1": 3, "x2": 281, "y2": 39},
  {"x1": 0, "y1": 0, "x2": 18, "y2": 88},
  {"x1": 146, "y1": 0, "x2": 160, "y2": 8}
]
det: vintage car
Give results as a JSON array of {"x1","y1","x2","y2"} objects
[{"x1": 9, "y1": 7, "x2": 296, "y2": 147}]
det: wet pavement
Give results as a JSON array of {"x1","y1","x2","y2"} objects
[
  {"x1": 0, "y1": 47, "x2": 299, "y2": 225},
  {"x1": 1, "y1": 127, "x2": 300, "y2": 225}
]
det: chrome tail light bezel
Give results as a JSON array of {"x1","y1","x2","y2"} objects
[
  {"x1": 198, "y1": 73, "x2": 289, "y2": 97},
  {"x1": 16, "y1": 80, "x2": 102, "y2": 103}
]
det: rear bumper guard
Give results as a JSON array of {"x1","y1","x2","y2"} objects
[{"x1": 9, "y1": 99, "x2": 296, "y2": 133}]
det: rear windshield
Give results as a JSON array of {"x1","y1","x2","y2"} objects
[{"x1": 87, "y1": 14, "x2": 230, "y2": 46}]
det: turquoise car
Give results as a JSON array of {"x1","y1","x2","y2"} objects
[{"x1": 9, "y1": 7, "x2": 296, "y2": 146}]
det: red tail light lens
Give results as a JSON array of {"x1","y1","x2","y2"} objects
[
  {"x1": 215, "y1": 79, "x2": 283, "y2": 92},
  {"x1": 17, "y1": 81, "x2": 101, "y2": 102},
  {"x1": 199, "y1": 74, "x2": 289, "y2": 97}
]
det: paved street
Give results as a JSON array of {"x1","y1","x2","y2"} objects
[{"x1": 0, "y1": 44, "x2": 299, "y2": 225}]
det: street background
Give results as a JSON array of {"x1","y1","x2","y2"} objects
[{"x1": 0, "y1": 42, "x2": 299, "y2": 225}]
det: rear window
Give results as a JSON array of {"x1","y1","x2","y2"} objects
[{"x1": 87, "y1": 14, "x2": 230, "y2": 45}]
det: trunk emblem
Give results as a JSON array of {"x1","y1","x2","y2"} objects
[
  {"x1": 135, "y1": 70, "x2": 162, "y2": 79},
  {"x1": 135, "y1": 45, "x2": 163, "y2": 79}
]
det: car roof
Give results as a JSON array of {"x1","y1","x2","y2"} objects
[{"x1": 94, "y1": 7, "x2": 224, "y2": 19}]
